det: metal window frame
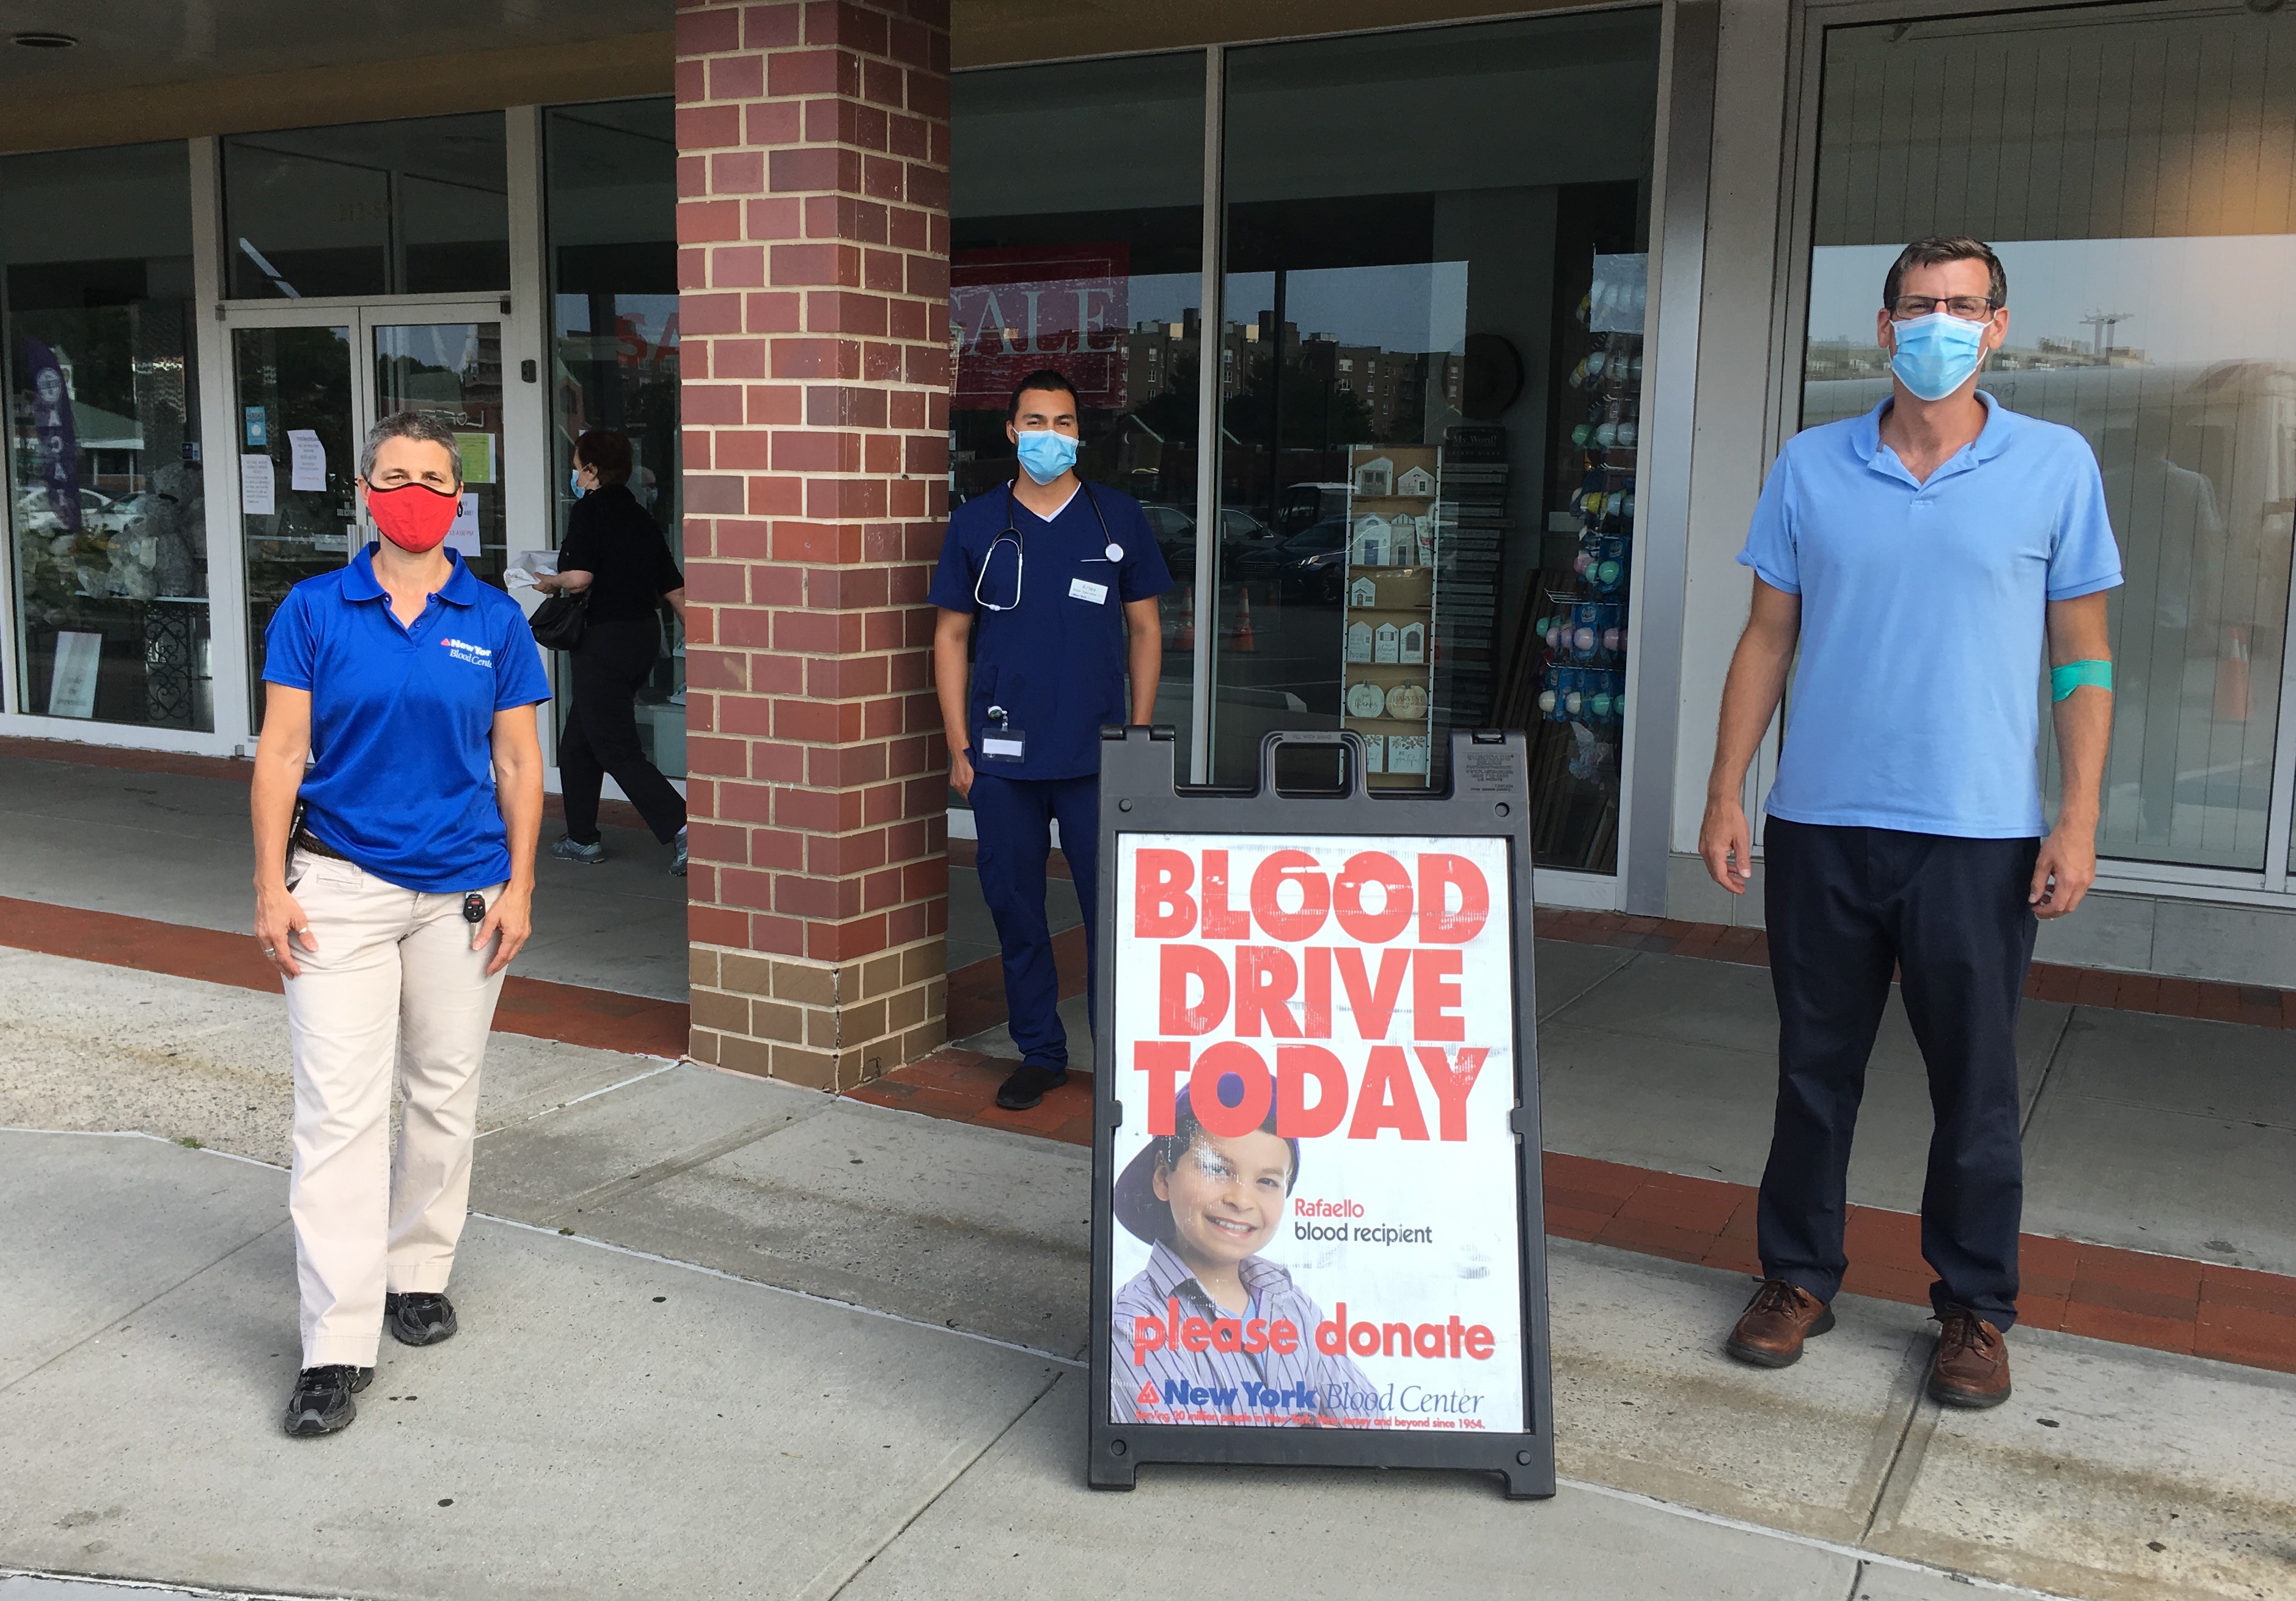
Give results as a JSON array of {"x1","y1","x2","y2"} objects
[
  {"x1": 1619, "y1": 0, "x2": 1718, "y2": 913},
  {"x1": 1773, "y1": 0, "x2": 2296, "y2": 903}
]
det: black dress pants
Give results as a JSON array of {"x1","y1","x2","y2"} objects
[
  {"x1": 559, "y1": 617, "x2": 688, "y2": 846},
  {"x1": 1758, "y1": 819, "x2": 2039, "y2": 1328}
]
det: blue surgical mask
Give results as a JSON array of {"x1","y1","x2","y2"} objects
[
  {"x1": 569, "y1": 469, "x2": 586, "y2": 499},
  {"x1": 1888, "y1": 310, "x2": 1987, "y2": 401},
  {"x1": 1014, "y1": 429, "x2": 1079, "y2": 486}
]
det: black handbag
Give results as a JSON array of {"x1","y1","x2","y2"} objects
[{"x1": 529, "y1": 588, "x2": 589, "y2": 651}]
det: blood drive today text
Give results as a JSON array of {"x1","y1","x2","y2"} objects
[{"x1": 1131, "y1": 847, "x2": 1498, "y2": 1141}]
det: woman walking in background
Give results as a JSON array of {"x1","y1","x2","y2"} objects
[{"x1": 535, "y1": 428, "x2": 690, "y2": 874}]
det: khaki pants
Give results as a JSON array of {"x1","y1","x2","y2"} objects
[{"x1": 283, "y1": 848, "x2": 507, "y2": 1368}]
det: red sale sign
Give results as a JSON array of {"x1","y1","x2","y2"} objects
[
  {"x1": 1106, "y1": 833, "x2": 1524, "y2": 1433},
  {"x1": 951, "y1": 244, "x2": 1129, "y2": 409}
]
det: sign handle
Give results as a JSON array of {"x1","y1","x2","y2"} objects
[{"x1": 1255, "y1": 728, "x2": 1366, "y2": 798}]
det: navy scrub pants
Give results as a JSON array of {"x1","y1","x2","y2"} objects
[
  {"x1": 560, "y1": 617, "x2": 689, "y2": 846},
  {"x1": 1757, "y1": 818, "x2": 2040, "y2": 1329},
  {"x1": 969, "y1": 770, "x2": 1098, "y2": 1069}
]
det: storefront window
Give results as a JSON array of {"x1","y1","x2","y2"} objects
[
  {"x1": 223, "y1": 114, "x2": 509, "y2": 299},
  {"x1": 951, "y1": 52, "x2": 1206, "y2": 766},
  {"x1": 1806, "y1": 1, "x2": 2296, "y2": 874},
  {"x1": 1210, "y1": 13, "x2": 1660, "y2": 870},
  {"x1": 545, "y1": 98, "x2": 682, "y2": 774},
  {"x1": 4, "y1": 142, "x2": 210, "y2": 729}
]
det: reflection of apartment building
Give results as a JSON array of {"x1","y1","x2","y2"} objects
[{"x1": 1805, "y1": 337, "x2": 2153, "y2": 383}]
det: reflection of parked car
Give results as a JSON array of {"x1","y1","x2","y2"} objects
[
  {"x1": 13, "y1": 486, "x2": 114, "y2": 533},
  {"x1": 1275, "y1": 481, "x2": 1351, "y2": 538},
  {"x1": 1216, "y1": 506, "x2": 1282, "y2": 567},
  {"x1": 92, "y1": 491, "x2": 167, "y2": 533},
  {"x1": 1232, "y1": 516, "x2": 1349, "y2": 602},
  {"x1": 1140, "y1": 502, "x2": 1197, "y2": 579},
  {"x1": 1142, "y1": 504, "x2": 1286, "y2": 582}
]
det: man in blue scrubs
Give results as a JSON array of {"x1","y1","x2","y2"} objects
[
  {"x1": 1698, "y1": 238, "x2": 2120, "y2": 1407},
  {"x1": 931, "y1": 369, "x2": 1173, "y2": 1109}
]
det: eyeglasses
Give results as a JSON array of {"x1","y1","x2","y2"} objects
[{"x1": 1888, "y1": 295, "x2": 1998, "y2": 322}]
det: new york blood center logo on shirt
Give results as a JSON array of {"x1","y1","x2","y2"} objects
[
  {"x1": 1109, "y1": 833, "x2": 1525, "y2": 1433},
  {"x1": 441, "y1": 636, "x2": 495, "y2": 669}
]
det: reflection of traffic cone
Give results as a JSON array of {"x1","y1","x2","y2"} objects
[
  {"x1": 1231, "y1": 587, "x2": 1258, "y2": 653},
  {"x1": 2215, "y1": 625, "x2": 2252, "y2": 721},
  {"x1": 1175, "y1": 590, "x2": 1195, "y2": 651}
]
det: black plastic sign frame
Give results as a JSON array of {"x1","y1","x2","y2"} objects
[{"x1": 1088, "y1": 726, "x2": 1555, "y2": 1498}]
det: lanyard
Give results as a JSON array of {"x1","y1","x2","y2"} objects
[{"x1": 973, "y1": 480, "x2": 1115, "y2": 612}]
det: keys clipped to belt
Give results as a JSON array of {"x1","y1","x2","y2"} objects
[{"x1": 463, "y1": 893, "x2": 488, "y2": 925}]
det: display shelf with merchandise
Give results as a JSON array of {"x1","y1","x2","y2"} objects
[{"x1": 1339, "y1": 442, "x2": 1440, "y2": 786}]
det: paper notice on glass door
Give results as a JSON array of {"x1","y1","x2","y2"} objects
[
  {"x1": 287, "y1": 430, "x2": 326, "y2": 492},
  {"x1": 445, "y1": 491, "x2": 482, "y2": 557},
  {"x1": 453, "y1": 433, "x2": 496, "y2": 485},
  {"x1": 48, "y1": 631, "x2": 101, "y2": 719},
  {"x1": 240, "y1": 454, "x2": 276, "y2": 516}
]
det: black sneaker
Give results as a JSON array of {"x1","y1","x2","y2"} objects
[
  {"x1": 994, "y1": 1061, "x2": 1068, "y2": 1111},
  {"x1": 283, "y1": 1364, "x2": 372, "y2": 1437},
  {"x1": 385, "y1": 1291, "x2": 459, "y2": 1347}
]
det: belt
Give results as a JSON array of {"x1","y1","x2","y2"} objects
[{"x1": 292, "y1": 828, "x2": 351, "y2": 863}]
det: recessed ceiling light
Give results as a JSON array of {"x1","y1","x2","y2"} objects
[{"x1": 12, "y1": 31, "x2": 79, "y2": 48}]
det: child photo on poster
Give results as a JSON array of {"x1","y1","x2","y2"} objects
[{"x1": 1109, "y1": 1086, "x2": 1376, "y2": 1427}]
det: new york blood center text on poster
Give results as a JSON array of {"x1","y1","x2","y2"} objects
[{"x1": 1107, "y1": 833, "x2": 1524, "y2": 1432}]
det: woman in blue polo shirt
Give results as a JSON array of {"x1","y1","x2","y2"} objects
[{"x1": 250, "y1": 411, "x2": 550, "y2": 1438}]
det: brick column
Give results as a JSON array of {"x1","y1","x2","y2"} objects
[{"x1": 674, "y1": 0, "x2": 953, "y2": 1089}]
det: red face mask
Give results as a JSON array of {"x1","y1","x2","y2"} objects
[{"x1": 365, "y1": 482, "x2": 461, "y2": 554}]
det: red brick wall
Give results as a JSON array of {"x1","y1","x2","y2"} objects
[{"x1": 673, "y1": 0, "x2": 953, "y2": 1088}]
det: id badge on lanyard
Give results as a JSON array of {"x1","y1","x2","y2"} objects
[{"x1": 980, "y1": 704, "x2": 1026, "y2": 763}]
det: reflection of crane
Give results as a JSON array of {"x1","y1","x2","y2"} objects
[{"x1": 2080, "y1": 309, "x2": 2133, "y2": 359}]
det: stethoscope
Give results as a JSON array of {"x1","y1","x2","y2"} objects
[{"x1": 974, "y1": 480, "x2": 1124, "y2": 612}]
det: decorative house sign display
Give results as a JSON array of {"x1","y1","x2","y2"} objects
[
  {"x1": 1340, "y1": 443, "x2": 1440, "y2": 788},
  {"x1": 1354, "y1": 515, "x2": 1388, "y2": 566}
]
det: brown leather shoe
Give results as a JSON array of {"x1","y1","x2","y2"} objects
[
  {"x1": 1725, "y1": 1278, "x2": 1836, "y2": 1368},
  {"x1": 1928, "y1": 1308, "x2": 2011, "y2": 1407}
]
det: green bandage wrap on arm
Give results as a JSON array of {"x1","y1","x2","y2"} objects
[{"x1": 2050, "y1": 659, "x2": 2112, "y2": 701}]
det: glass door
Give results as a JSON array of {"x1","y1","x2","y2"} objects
[
  {"x1": 228, "y1": 303, "x2": 510, "y2": 722},
  {"x1": 372, "y1": 320, "x2": 508, "y2": 587},
  {"x1": 1206, "y1": 10, "x2": 1663, "y2": 870},
  {"x1": 232, "y1": 322, "x2": 354, "y2": 720}
]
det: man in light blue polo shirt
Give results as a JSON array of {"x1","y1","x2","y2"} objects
[{"x1": 1698, "y1": 238, "x2": 2120, "y2": 1409}]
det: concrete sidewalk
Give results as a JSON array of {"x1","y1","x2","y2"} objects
[
  {"x1": 10, "y1": 745, "x2": 2291, "y2": 1289},
  {"x1": 7, "y1": 954, "x2": 2296, "y2": 1600}
]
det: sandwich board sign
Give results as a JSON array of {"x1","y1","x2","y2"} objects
[{"x1": 1088, "y1": 727, "x2": 1554, "y2": 1498}]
